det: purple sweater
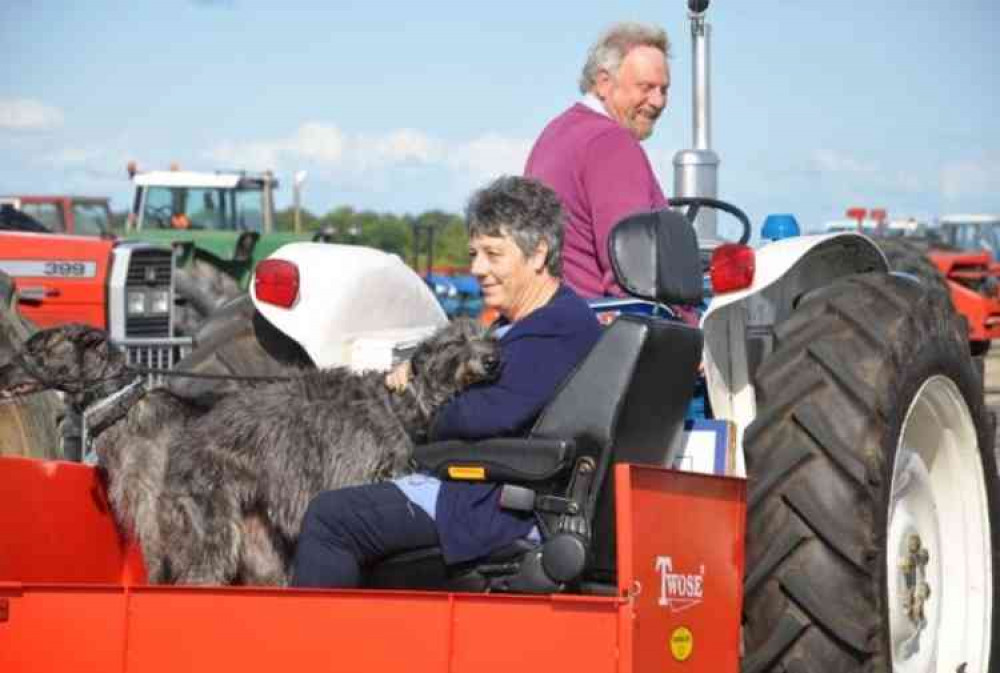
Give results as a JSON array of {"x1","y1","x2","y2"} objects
[{"x1": 525, "y1": 103, "x2": 668, "y2": 298}]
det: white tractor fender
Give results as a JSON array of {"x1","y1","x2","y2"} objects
[
  {"x1": 702, "y1": 231, "x2": 887, "y2": 317},
  {"x1": 700, "y1": 232, "x2": 887, "y2": 474},
  {"x1": 251, "y1": 242, "x2": 447, "y2": 370}
]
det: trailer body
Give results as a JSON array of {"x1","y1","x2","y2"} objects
[{"x1": 0, "y1": 455, "x2": 744, "y2": 673}]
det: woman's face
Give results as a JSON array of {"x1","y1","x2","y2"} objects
[{"x1": 469, "y1": 231, "x2": 548, "y2": 321}]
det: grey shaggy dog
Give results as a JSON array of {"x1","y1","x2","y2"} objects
[{"x1": 0, "y1": 320, "x2": 500, "y2": 586}]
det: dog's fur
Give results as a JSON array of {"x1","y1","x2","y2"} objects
[{"x1": 0, "y1": 320, "x2": 499, "y2": 586}]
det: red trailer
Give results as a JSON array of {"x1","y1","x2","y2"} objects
[{"x1": 0, "y1": 455, "x2": 745, "y2": 673}]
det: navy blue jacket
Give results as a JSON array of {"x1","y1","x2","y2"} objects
[{"x1": 431, "y1": 284, "x2": 601, "y2": 564}]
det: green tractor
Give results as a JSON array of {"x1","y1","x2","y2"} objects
[{"x1": 122, "y1": 165, "x2": 328, "y2": 337}]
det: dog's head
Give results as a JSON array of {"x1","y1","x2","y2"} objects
[
  {"x1": 0, "y1": 324, "x2": 126, "y2": 408},
  {"x1": 407, "y1": 318, "x2": 501, "y2": 410}
]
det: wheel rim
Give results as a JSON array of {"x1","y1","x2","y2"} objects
[{"x1": 888, "y1": 375, "x2": 993, "y2": 672}]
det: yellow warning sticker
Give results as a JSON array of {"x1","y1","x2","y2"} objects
[
  {"x1": 447, "y1": 466, "x2": 486, "y2": 480},
  {"x1": 669, "y1": 626, "x2": 694, "y2": 661}
]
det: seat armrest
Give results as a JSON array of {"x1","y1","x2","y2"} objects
[{"x1": 413, "y1": 438, "x2": 576, "y2": 483}]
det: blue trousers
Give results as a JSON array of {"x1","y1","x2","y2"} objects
[{"x1": 291, "y1": 482, "x2": 439, "y2": 588}]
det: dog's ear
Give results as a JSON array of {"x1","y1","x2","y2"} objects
[
  {"x1": 407, "y1": 348, "x2": 423, "y2": 377},
  {"x1": 79, "y1": 325, "x2": 111, "y2": 351},
  {"x1": 449, "y1": 317, "x2": 484, "y2": 340}
]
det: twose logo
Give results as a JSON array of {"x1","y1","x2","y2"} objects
[{"x1": 655, "y1": 556, "x2": 705, "y2": 612}]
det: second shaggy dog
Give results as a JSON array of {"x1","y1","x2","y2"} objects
[{"x1": 154, "y1": 320, "x2": 500, "y2": 585}]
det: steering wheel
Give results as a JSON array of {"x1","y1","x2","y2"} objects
[
  {"x1": 148, "y1": 205, "x2": 174, "y2": 229},
  {"x1": 669, "y1": 196, "x2": 751, "y2": 245}
]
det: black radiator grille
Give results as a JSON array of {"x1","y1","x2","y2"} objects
[{"x1": 126, "y1": 315, "x2": 170, "y2": 337}]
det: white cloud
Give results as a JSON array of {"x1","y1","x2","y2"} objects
[
  {"x1": 45, "y1": 147, "x2": 102, "y2": 167},
  {"x1": 204, "y1": 123, "x2": 530, "y2": 186},
  {"x1": 809, "y1": 148, "x2": 878, "y2": 176},
  {"x1": 205, "y1": 122, "x2": 345, "y2": 171},
  {"x1": 38, "y1": 145, "x2": 130, "y2": 182},
  {"x1": 448, "y1": 133, "x2": 532, "y2": 182},
  {"x1": 803, "y1": 148, "x2": 928, "y2": 195},
  {"x1": 370, "y1": 129, "x2": 441, "y2": 164},
  {"x1": 206, "y1": 139, "x2": 283, "y2": 172},
  {"x1": 941, "y1": 157, "x2": 1000, "y2": 200},
  {"x1": 291, "y1": 122, "x2": 347, "y2": 163},
  {"x1": 0, "y1": 99, "x2": 64, "y2": 131}
]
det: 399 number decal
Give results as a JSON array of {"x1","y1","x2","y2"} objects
[
  {"x1": 44, "y1": 261, "x2": 88, "y2": 277},
  {"x1": 0, "y1": 260, "x2": 98, "y2": 279}
]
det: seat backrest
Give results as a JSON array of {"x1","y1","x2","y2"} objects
[
  {"x1": 532, "y1": 208, "x2": 704, "y2": 581},
  {"x1": 609, "y1": 208, "x2": 703, "y2": 306}
]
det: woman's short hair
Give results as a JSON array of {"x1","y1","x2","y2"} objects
[
  {"x1": 465, "y1": 176, "x2": 563, "y2": 276},
  {"x1": 579, "y1": 22, "x2": 670, "y2": 94}
]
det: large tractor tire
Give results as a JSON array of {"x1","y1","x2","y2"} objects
[
  {"x1": 0, "y1": 272, "x2": 63, "y2": 459},
  {"x1": 168, "y1": 295, "x2": 311, "y2": 403},
  {"x1": 742, "y1": 273, "x2": 998, "y2": 672},
  {"x1": 875, "y1": 237, "x2": 992, "y2": 359},
  {"x1": 872, "y1": 238, "x2": 951, "y2": 304}
]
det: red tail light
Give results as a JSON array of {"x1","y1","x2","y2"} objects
[
  {"x1": 710, "y1": 243, "x2": 755, "y2": 294},
  {"x1": 254, "y1": 259, "x2": 300, "y2": 308}
]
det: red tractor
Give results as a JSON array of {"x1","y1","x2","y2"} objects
[
  {"x1": 843, "y1": 207, "x2": 1000, "y2": 356},
  {"x1": 0, "y1": 228, "x2": 188, "y2": 459},
  {"x1": 0, "y1": 195, "x2": 115, "y2": 237}
]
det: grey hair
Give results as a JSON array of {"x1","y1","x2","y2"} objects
[
  {"x1": 579, "y1": 22, "x2": 671, "y2": 94},
  {"x1": 465, "y1": 176, "x2": 564, "y2": 277}
]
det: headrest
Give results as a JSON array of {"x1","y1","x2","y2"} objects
[{"x1": 608, "y1": 208, "x2": 703, "y2": 305}]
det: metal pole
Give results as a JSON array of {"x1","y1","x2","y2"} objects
[
  {"x1": 293, "y1": 184, "x2": 302, "y2": 234},
  {"x1": 262, "y1": 171, "x2": 275, "y2": 234},
  {"x1": 692, "y1": 16, "x2": 711, "y2": 150},
  {"x1": 672, "y1": 3, "x2": 720, "y2": 239}
]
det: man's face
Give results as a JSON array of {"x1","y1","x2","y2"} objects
[{"x1": 596, "y1": 45, "x2": 670, "y2": 141}]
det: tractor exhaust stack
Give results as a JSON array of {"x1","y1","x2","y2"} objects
[{"x1": 673, "y1": 0, "x2": 721, "y2": 239}]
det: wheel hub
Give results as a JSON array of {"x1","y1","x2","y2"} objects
[
  {"x1": 899, "y1": 533, "x2": 931, "y2": 627},
  {"x1": 888, "y1": 375, "x2": 993, "y2": 673}
]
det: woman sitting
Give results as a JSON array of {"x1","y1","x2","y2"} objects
[{"x1": 291, "y1": 176, "x2": 601, "y2": 588}]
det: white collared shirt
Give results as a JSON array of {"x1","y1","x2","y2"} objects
[{"x1": 581, "y1": 93, "x2": 611, "y2": 118}]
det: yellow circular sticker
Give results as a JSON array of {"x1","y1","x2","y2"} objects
[{"x1": 670, "y1": 626, "x2": 694, "y2": 661}]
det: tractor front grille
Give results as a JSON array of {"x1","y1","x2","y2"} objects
[
  {"x1": 115, "y1": 337, "x2": 193, "y2": 388},
  {"x1": 124, "y1": 248, "x2": 173, "y2": 338}
]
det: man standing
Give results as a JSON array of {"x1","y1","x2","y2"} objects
[{"x1": 525, "y1": 23, "x2": 671, "y2": 298}]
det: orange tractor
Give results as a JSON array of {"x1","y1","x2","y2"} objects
[{"x1": 845, "y1": 206, "x2": 1000, "y2": 356}]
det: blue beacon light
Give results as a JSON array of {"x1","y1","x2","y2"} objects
[{"x1": 761, "y1": 214, "x2": 801, "y2": 241}]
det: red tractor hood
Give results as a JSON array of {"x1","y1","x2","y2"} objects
[{"x1": 0, "y1": 231, "x2": 114, "y2": 329}]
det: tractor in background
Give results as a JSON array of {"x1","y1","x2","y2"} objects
[
  {"x1": 0, "y1": 195, "x2": 115, "y2": 237},
  {"x1": 0, "y1": 228, "x2": 188, "y2": 459},
  {"x1": 839, "y1": 207, "x2": 1000, "y2": 357},
  {"x1": 121, "y1": 163, "x2": 337, "y2": 337}
]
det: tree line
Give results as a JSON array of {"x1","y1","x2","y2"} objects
[{"x1": 274, "y1": 206, "x2": 471, "y2": 272}]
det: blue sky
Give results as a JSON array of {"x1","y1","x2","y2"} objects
[{"x1": 2, "y1": 1, "x2": 997, "y2": 234}]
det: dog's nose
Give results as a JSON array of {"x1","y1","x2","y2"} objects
[{"x1": 483, "y1": 356, "x2": 501, "y2": 376}]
